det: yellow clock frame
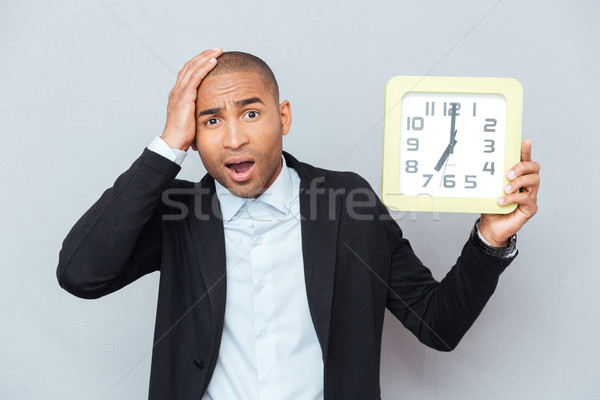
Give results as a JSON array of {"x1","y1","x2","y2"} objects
[{"x1": 381, "y1": 76, "x2": 523, "y2": 214}]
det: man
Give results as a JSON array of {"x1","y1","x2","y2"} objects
[{"x1": 57, "y1": 47, "x2": 540, "y2": 399}]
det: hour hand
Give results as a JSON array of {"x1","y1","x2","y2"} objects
[{"x1": 434, "y1": 130, "x2": 457, "y2": 172}]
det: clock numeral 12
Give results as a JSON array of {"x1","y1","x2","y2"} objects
[{"x1": 444, "y1": 102, "x2": 461, "y2": 116}]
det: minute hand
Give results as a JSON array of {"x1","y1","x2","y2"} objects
[
  {"x1": 434, "y1": 129, "x2": 457, "y2": 172},
  {"x1": 448, "y1": 103, "x2": 458, "y2": 154}
]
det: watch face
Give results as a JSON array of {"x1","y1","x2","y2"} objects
[{"x1": 398, "y1": 92, "x2": 507, "y2": 198}]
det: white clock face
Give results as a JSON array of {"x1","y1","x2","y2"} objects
[{"x1": 398, "y1": 92, "x2": 507, "y2": 198}]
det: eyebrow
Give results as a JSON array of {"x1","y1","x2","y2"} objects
[{"x1": 197, "y1": 97, "x2": 265, "y2": 118}]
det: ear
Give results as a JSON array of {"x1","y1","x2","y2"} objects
[{"x1": 279, "y1": 100, "x2": 292, "y2": 136}]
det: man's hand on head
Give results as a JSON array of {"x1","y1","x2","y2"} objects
[
  {"x1": 478, "y1": 138, "x2": 541, "y2": 247},
  {"x1": 161, "y1": 47, "x2": 223, "y2": 151}
]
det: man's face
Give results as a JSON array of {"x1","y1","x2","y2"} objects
[{"x1": 193, "y1": 71, "x2": 291, "y2": 198}]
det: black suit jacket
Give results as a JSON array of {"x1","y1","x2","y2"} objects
[{"x1": 57, "y1": 149, "x2": 514, "y2": 399}]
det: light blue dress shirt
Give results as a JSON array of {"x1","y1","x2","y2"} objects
[{"x1": 147, "y1": 136, "x2": 324, "y2": 399}]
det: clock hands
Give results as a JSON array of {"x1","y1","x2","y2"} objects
[
  {"x1": 434, "y1": 129, "x2": 457, "y2": 172},
  {"x1": 434, "y1": 103, "x2": 459, "y2": 172},
  {"x1": 448, "y1": 103, "x2": 457, "y2": 154}
]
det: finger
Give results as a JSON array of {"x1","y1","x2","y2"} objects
[
  {"x1": 497, "y1": 192, "x2": 538, "y2": 216},
  {"x1": 176, "y1": 47, "x2": 222, "y2": 87},
  {"x1": 179, "y1": 47, "x2": 222, "y2": 88},
  {"x1": 183, "y1": 57, "x2": 219, "y2": 93},
  {"x1": 170, "y1": 53, "x2": 221, "y2": 111},
  {"x1": 507, "y1": 160, "x2": 540, "y2": 180},
  {"x1": 185, "y1": 61, "x2": 222, "y2": 119},
  {"x1": 176, "y1": 47, "x2": 221, "y2": 87},
  {"x1": 504, "y1": 174, "x2": 540, "y2": 200},
  {"x1": 521, "y1": 138, "x2": 532, "y2": 162},
  {"x1": 189, "y1": 47, "x2": 222, "y2": 64},
  {"x1": 181, "y1": 48, "x2": 220, "y2": 74}
]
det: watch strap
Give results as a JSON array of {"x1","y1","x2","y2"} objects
[{"x1": 471, "y1": 218, "x2": 517, "y2": 258}]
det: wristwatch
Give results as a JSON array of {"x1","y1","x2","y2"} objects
[{"x1": 471, "y1": 218, "x2": 517, "y2": 258}]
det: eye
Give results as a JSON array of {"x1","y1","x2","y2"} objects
[
  {"x1": 244, "y1": 111, "x2": 259, "y2": 119},
  {"x1": 205, "y1": 118, "x2": 219, "y2": 126}
]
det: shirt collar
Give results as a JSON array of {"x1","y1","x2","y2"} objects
[{"x1": 215, "y1": 155, "x2": 293, "y2": 222}]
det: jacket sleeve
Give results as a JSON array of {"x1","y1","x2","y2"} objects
[
  {"x1": 380, "y1": 200, "x2": 516, "y2": 352},
  {"x1": 56, "y1": 148, "x2": 182, "y2": 299}
]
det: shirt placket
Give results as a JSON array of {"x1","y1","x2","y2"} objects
[{"x1": 248, "y1": 201, "x2": 277, "y2": 398}]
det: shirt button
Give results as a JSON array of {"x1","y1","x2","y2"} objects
[
  {"x1": 261, "y1": 327, "x2": 269, "y2": 335},
  {"x1": 259, "y1": 281, "x2": 266, "y2": 289},
  {"x1": 264, "y1": 375, "x2": 271, "y2": 382},
  {"x1": 256, "y1": 236, "x2": 263, "y2": 244}
]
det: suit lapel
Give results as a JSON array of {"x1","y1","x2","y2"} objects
[
  {"x1": 285, "y1": 152, "x2": 341, "y2": 362},
  {"x1": 187, "y1": 177, "x2": 227, "y2": 340}
]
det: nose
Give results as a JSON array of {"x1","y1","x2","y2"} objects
[{"x1": 222, "y1": 121, "x2": 249, "y2": 150}]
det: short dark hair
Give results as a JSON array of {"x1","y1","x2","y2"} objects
[{"x1": 205, "y1": 51, "x2": 279, "y2": 103}]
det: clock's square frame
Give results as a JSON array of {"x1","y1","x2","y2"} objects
[{"x1": 381, "y1": 76, "x2": 523, "y2": 214}]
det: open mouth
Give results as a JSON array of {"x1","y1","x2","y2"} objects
[
  {"x1": 226, "y1": 161, "x2": 254, "y2": 174},
  {"x1": 225, "y1": 160, "x2": 256, "y2": 182}
]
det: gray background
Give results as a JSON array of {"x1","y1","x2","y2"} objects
[{"x1": 1, "y1": 0, "x2": 598, "y2": 399}]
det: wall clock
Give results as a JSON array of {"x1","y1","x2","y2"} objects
[{"x1": 381, "y1": 76, "x2": 523, "y2": 214}]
